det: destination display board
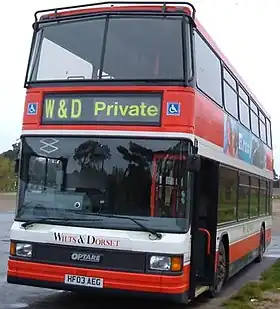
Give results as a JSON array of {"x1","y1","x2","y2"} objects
[{"x1": 41, "y1": 93, "x2": 162, "y2": 125}]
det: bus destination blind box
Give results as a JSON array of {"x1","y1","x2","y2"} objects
[{"x1": 41, "y1": 93, "x2": 162, "y2": 126}]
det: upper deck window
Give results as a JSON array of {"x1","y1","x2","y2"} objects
[
  {"x1": 195, "y1": 32, "x2": 222, "y2": 105},
  {"x1": 266, "y1": 118, "x2": 272, "y2": 148},
  {"x1": 223, "y1": 67, "x2": 238, "y2": 119},
  {"x1": 250, "y1": 100, "x2": 259, "y2": 137},
  {"x1": 238, "y1": 86, "x2": 250, "y2": 128},
  {"x1": 27, "y1": 15, "x2": 187, "y2": 82}
]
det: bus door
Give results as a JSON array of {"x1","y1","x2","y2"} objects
[{"x1": 189, "y1": 158, "x2": 219, "y2": 298}]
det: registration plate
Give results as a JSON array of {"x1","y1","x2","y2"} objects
[{"x1": 64, "y1": 274, "x2": 103, "y2": 288}]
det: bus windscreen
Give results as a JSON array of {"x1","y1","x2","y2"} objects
[
  {"x1": 27, "y1": 15, "x2": 188, "y2": 82},
  {"x1": 16, "y1": 136, "x2": 192, "y2": 233}
]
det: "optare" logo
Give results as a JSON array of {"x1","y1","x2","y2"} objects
[{"x1": 70, "y1": 252, "x2": 102, "y2": 263}]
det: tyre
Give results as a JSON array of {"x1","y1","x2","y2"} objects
[
  {"x1": 209, "y1": 241, "x2": 227, "y2": 297},
  {"x1": 255, "y1": 227, "x2": 265, "y2": 263}
]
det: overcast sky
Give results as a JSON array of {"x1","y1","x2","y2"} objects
[{"x1": 0, "y1": 0, "x2": 279, "y2": 171}]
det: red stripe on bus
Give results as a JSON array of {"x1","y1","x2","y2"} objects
[
  {"x1": 8, "y1": 259, "x2": 190, "y2": 294},
  {"x1": 229, "y1": 228, "x2": 272, "y2": 263},
  {"x1": 214, "y1": 227, "x2": 272, "y2": 271},
  {"x1": 266, "y1": 228, "x2": 272, "y2": 243}
]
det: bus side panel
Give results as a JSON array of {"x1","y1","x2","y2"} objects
[
  {"x1": 194, "y1": 91, "x2": 224, "y2": 148},
  {"x1": 216, "y1": 216, "x2": 272, "y2": 278}
]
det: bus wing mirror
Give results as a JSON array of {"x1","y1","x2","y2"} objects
[
  {"x1": 187, "y1": 154, "x2": 201, "y2": 172},
  {"x1": 14, "y1": 158, "x2": 19, "y2": 173}
]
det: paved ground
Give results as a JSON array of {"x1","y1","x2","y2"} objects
[{"x1": 0, "y1": 195, "x2": 279, "y2": 309}]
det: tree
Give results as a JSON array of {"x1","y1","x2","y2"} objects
[
  {"x1": 0, "y1": 139, "x2": 19, "y2": 192},
  {"x1": 2, "y1": 140, "x2": 20, "y2": 161},
  {"x1": 0, "y1": 155, "x2": 16, "y2": 192}
]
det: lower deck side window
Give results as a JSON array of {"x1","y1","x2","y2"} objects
[
  {"x1": 238, "y1": 173, "x2": 249, "y2": 219},
  {"x1": 218, "y1": 166, "x2": 272, "y2": 224},
  {"x1": 218, "y1": 167, "x2": 238, "y2": 224}
]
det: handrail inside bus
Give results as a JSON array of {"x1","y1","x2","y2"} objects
[
  {"x1": 198, "y1": 228, "x2": 211, "y2": 255},
  {"x1": 34, "y1": 1, "x2": 196, "y2": 21}
]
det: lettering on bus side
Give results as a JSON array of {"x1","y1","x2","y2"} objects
[{"x1": 41, "y1": 93, "x2": 162, "y2": 125}]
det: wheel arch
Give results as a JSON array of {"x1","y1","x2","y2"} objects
[{"x1": 219, "y1": 232, "x2": 229, "y2": 278}]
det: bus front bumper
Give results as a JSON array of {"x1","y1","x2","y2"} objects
[{"x1": 7, "y1": 259, "x2": 190, "y2": 302}]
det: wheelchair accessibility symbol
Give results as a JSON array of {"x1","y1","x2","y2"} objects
[
  {"x1": 27, "y1": 102, "x2": 38, "y2": 115},
  {"x1": 166, "y1": 102, "x2": 181, "y2": 116}
]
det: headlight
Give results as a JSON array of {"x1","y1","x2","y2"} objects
[
  {"x1": 150, "y1": 256, "x2": 171, "y2": 270},
  {"x1": 149, "y1": 255, "x2": 182, "y2": 272},
  {"x1": 15, "y1": 243, "x2": 32, "y2": 258}
]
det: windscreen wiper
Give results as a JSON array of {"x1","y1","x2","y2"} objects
[
  {"x1": 21, "y1": 217, "x2": 102, "y2": 229},
  {"x1": 21, "y1": 217, "x2": 69, "y2": 229},
  {"x1": 90, "y1": 213, "x2": 162, "y2": 239}
]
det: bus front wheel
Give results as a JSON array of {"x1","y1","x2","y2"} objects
[{"x1": 209, "y1": 241, "x2": 227, "y2": 298}]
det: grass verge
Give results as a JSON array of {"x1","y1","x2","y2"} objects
[
  {"x1": 223, "y1": 259, "x2": 280, "y2": 309},
  {"x1": 0, "y1": 192, "x2": 16, "y2": 195}
]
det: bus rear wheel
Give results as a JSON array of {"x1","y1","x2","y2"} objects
[
  {"x1": 255, "y1": 227, "x2": 265, "y2": 263},
  {"x1": 209, "y1": 241, "x2": 227, "y2": 297}
]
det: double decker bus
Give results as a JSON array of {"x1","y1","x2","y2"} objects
[{"x1": 7, "y1": 2, "x2": 273, "y2": 304}]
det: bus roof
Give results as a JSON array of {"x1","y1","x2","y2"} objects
[
  {"x1": 35, "y1": 1, "x2": 270, "y2": 120},
  {"x1": 36, "y1": 2, "x2": 195, "y2": 21}
]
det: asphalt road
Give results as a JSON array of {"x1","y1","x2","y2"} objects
[{"x1": 0, "y1": 195, "x2": 279, "y2": 309}]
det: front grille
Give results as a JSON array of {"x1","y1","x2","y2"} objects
[{"x1": 32, "y1": 243, "x2": 146, "y2": 272}]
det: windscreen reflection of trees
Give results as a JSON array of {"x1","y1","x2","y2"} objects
[
  {"x1": 73, "y1": 140, "x2": 111, "y2": 170},
  {"x1": 26, "y1": 139, "x2": 186, "y2": 218},
  {"x1": 72, "y1": 140, "x2": 153, "y2": 216}
]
